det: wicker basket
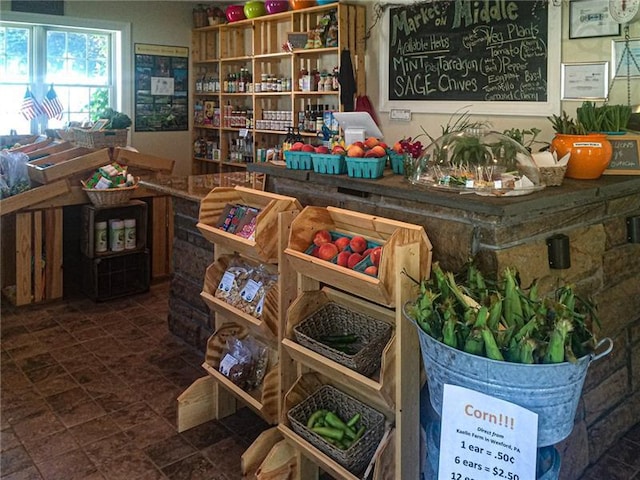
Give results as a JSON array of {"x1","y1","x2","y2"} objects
[
  {"x1": 538, "y1": 165, "x2": 567, "y2": 186},
  {"x1": 81, "y1": 181, "x2": 139, "y2": 207},
  {"x1": 72, "y1": 128, "x2": 128, "y2": 148},
  {"x1": 287, "y1": 384, "x2": 385, "y2": 475},
  {"x1": 293, "y1": 302, "x2": 392, "y2": 377}
]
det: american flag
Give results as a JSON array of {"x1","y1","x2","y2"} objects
[
  {"x1": 42, "y1": 84, "x2": 64, "y2": 120},
  {"x1": 20, "y1": 87, "x2": 43, "y2": 120}
]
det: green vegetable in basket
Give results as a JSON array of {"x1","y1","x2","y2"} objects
[
  {"x1": 325, "y1": 412, "x2": 356, "y2": 440},
  {"x1": 312, "y1": 426, "x2": 344, "y2": 441},
  {"x1": 98, "y1": 108, "x2": 132, "y2": 130}
]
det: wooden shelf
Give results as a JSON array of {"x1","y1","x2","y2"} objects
[
  {"x1": 285, "y1": 206, "x2": 432, "y2": 308},
  {"x1": 197, "y1": 186, "x2": 302, "y2": 263},
  {"x1": 190, "y1": 2, "x2": 365, "y2": 181},
  {"x1": 202, "y1": 360, "x2": 279, "y2": 424},
  {"x1": 201, "y1": 258, "x2": 279, "y2": 345}
]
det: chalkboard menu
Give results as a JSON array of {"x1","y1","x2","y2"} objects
[
  {"x1": 604, "y1": 136, "x2": 640, "y2": 175},
  {"x1": 387, "y1": 0, "x2": 550, "y2": 103}
]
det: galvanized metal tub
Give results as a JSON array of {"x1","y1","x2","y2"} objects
[{"x1": 404, "y1": 304, "x2": 612, "y2": 446}]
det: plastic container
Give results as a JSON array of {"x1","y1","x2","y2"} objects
[
  {"x1": 405, "y1": 304, "x2": 612, "y2": 446},
  {"x1": 109, "y1": 219, "x2": 125, "y2": 252},
  {"x1": 345, "y1": 157, "x2": 386, "y2": 179},
  {"x1": 284, "y1": 150, "x2": 313, "y2": 170},
  {"x1": 311, "y1": 153, "x2": 347, "y2": 174},
  {"x1": 124, "y1": 218, "x2": 136, "y2": 250},
  {"x1": 413, "y1": 128, "x2": 544, "y2": 196},
  {"x1": 95, "y1": 221, "x2": 108, "y2": 253}
]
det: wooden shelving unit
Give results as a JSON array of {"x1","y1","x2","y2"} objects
[
  {"x1": 190, "y1": 3, "x2": 366, "y2": 182},
  {"x1": 279, "y1": 206, "x2": 433, "y2": 479},
  {"x1": 178, "y1": 186, "x2": 301, "y2": 431}
]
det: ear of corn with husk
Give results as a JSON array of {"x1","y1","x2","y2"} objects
[{"x1": 409, "y1": 262, "x2": 600, "y2": 364}]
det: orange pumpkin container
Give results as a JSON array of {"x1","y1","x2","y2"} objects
[{"x1": 550, "y1": 133, "x2": 612, "y2": 180}]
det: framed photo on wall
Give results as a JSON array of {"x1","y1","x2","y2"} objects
[
  {"x1": 612, "y1": 38, "x2": 640, "y2": 78},
  {"x1": 561, "y1": 62, "x2": 609, "y2": 100},
  {"x1": 569, "y1": 0, "x2": 620, "y2": 39}
]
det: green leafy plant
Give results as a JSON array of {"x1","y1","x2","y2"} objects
[
  {"x1": 576, "y1": 101, "x2": 632, "y2": 133},
  {"x1": 98, "y1": 108, "x2": 132, "y2": 129},
  {"x1": 83, "y1": 89, "x2": 109, "y2": 122},
  {"x1": 547, "y1": 111, "x2": 587, "y2": 135}
]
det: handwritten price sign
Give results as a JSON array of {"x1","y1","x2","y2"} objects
[{"x1": 438, "y1": 385, "x2": 538, "y2": 480}]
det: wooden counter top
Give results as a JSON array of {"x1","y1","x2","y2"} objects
[{"x1": 247, "y1": 163, "x2": 640, "y2": 218}]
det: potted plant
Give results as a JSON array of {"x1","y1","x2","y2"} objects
[
  {"x1": 548, "y1": 110, "x2": 612, "y2": 180},
  {"x1": 404, "y1": 263, "x2": 612, "y2": 447}
]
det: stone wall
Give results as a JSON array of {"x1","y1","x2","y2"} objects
[
  {"x1": 261, "y1": 172, "x2": 640, "y2": 480},
  {"x1": 167, "y1": 197, "x2": 214, "y2": 352}
]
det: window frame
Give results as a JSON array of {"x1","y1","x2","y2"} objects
[{"x1": 1, "y1": 11, "x2": 131, "y2": 133}]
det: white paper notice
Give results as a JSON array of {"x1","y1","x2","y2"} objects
[
  {"x1": 151, "y1": 77, "x2": 175, "y2": 95},
  {"x1": 438, "y1": 385, "x2": 538, "y2": 480}
]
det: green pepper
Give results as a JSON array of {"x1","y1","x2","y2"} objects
[
  {"x1": 307, "y1": 409, "x2": 327, "y2": 429},
  {"x1": 325, "y1": 412, "x2": 356, "y2": 440},
  {"x1": 312, "y1": 426, "x2": 344, "y2": 441}
]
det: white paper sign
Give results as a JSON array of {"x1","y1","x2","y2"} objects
[
  {"x1": 151, "y1": 77, "x2": 175, "y2": 95},
  {"x1": 438, "y1": 385, "x2": 538, "y2": 480}
]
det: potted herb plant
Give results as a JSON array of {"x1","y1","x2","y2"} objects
[{"x1": 548, "y1": 110, "x2": 612, "y2": 180}]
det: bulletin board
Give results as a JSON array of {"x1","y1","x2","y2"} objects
[
  {"x1": 378, "y1": 0, "x2": 562, "y2": 116},
  {"x1": 134, "y1": 43, "x2": 189, "y2": 132}
]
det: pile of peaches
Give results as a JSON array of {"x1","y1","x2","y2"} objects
[
  {"x1": 344, "y1": 137, "x2": 388, "y2": 158},
  {"x1": 288, "y1": 137, "x2": 389, "y2": 159},
  {"x1": 307, "y1": 229, "x2": 382, "y2": 277}
]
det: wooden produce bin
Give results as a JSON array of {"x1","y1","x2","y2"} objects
[
  {"x1": 284, "y1": 206, "x2": 432, "y2": 307},
  {"x1": 279, "y1": 373, "x2": 392, "y2": 480},
  {"x1": 202, "y1": 322, "x2": 280, "y2": 424},
  {"x1": 27, "y1": 148, "x2": 110, "y2": 184},
  {"x1": 197, "y1": 186, "x2": 302, "y2": 263},
  {"x1": 1, "y1": 207, "x2": 63, "y2": 306},
  {"x1": 201, "y1": 256, "x2": 280, "y2": 344},
  {"x1": 112, "y1": 148, "x2": 175, "y2": 180},
  {"x1": 282, "y1": 288, "x2": 397, "y2": 417}
]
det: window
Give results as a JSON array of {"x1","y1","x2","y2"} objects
[{"x1": 0, "y1": 13, "x2": 130, "y2": 135}]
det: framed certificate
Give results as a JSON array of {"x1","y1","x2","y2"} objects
[
  {"x1": 569, "y1": 0, "x2": 621, "y2": 39},
  {"x1": 561, "y1": 62, "x2": 609, "y2": 100},
  {"x1": 612, "y1": 38, "x2": 640, "y2": 78}
]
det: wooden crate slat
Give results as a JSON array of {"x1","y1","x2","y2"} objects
[
  {"x1": 113, "y1": 148, "x2": 175, "y2": 174},
  {"x1": 33, "y1": 211, "x2": 43, "y2": 302},
  {"x1": 15, "y1": 212, "x2": 32, "y2": 306},
  {"x1": 44, "y1": 208, "x2": 63, "y2": 299},
  {"x1": 27, "y1": 148, "x2": 110, "y2": 184},
  {"x1": 0, "y1": 180, "x2": 70, "y2": 216}
]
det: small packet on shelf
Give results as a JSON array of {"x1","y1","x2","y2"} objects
[
  {"x1": 219, "y1": 335, "x2": 268, "y2": 391},
  {"x1": 215, "y1": 256, "x2": 254, "y2": 308},
  {"x1": 237, "y1": 264, "x2": 278, "y2": 318}
]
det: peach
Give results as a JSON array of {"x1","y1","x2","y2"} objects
[
  {"x1": 369, "y1": 247, "x2": 382, "y2": 266},
  {"x1": 318, "y1": 242, "x2": 338, "y2": 261},
  {"x1": 353, "y1": 141, "x2": 365, "y2": 149},
  {"x1": 336, "y1": 251, "x2": 351, "y2": 267},
  {"x1": 367, "y1": 145, "x2": 387, "y2": 158},
  {"x1": 347, "y1": 252, "x2": 363, "y2": 269},
  {"x1": 364, "y1": 137, "x2": 379, "y2": 149},
  {"x1": 291, "y1": 142, "x2": 304, "y2": 151},
  {"x1": 301, "y1": 144, "x2": 316, "y2": 152},
  {"x1": 392, "y1": 141, "x2": 404, "y2": 154},
  {"x1": 334, "y1": 236, "x2": 351, "y2": 251},
  {"x1": 309, "y1": 246, "x2": 319, "y2": 257},
  {"x1": 379, "y1": 142, "x2": 388, "y2": 150},
  {"x1": 349, "y1": 235, "x2": 367, "y2": 254},
  {"x1": 315, "y1": 145, "x2": 330, "y2": 154},
  {"x1": 362, "y1": 248, "x2": 372, "y2": 257},
  {"x1": 313, "y1": 229, "x2": 332, "y2": 246},
  {"x1": 347, "y1": 145, "x2": 365, "y2": 158},
  {"x1": 332, "y1": 145, "x2": 346, "y2": 155},
  {"x1": 364, "y1": 265, "x2": 378, "y2": 276}
]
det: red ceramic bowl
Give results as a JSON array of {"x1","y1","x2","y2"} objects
[
  {"x1": 290, "y1": 0, "x2": 316, "y2": 10},
  {"x1": 226, "y1": 5, "x2": 246, "y2": 22},
  {"x1": 265, "y1": 0, "x2": 289, "y2": 13}
]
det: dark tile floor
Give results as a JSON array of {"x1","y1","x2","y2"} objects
[
  {"x1": 1, "y1": 282, "x2": 638, "y2": 479},
  {"x1": 1, "y1": 282, "x2": 270, "y2": 480}
]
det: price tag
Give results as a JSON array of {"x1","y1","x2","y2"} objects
[
  {"x1": 438, "y1": 385, "x2": 538, "y2": 480},
  {"x1": 240, "y1": 279, "x2": 262, "y2": 302}
]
